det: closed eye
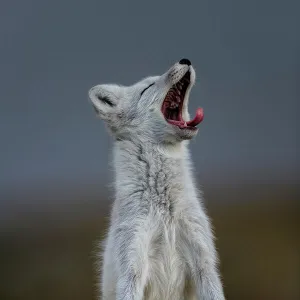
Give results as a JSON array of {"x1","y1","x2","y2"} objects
[{"x1": 140, "y1": 83, "x2": 155, "y2": 96}]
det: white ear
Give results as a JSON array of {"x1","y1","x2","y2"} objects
[{"x1": 88, "y1": 84, "x2": 122, "y2": 117}]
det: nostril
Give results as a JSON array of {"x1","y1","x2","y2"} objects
[{"x1": 179, "y1": 58, "x2": 191, "y2": 66}]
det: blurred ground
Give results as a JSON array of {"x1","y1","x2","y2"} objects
[{"x1": 0, "y1": 183, "x2": 299, "y2": 300}]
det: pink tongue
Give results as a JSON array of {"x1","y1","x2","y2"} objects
[{"x1": 186, "y1": 108, "x2": 204, "y2": 126}]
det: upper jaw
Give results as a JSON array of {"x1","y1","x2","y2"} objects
[{"x1": 165, "y1": 63, "x2": 196, "y2": 86}]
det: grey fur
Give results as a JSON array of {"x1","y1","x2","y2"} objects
[{"x1": 88, "y1": 61, "x2": 225, "y2": 300}]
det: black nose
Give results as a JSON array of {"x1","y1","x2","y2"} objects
[{"x1": 179, "y1": 58, "x2": 191, "y2": 66}]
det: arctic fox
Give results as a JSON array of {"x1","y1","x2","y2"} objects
[{"x1": 88, "y1": 59, "x2": 225, "y2": 300}]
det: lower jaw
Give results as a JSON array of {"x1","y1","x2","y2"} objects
[
  {"x1": 174, "y1": 126, "x2": 198, "y2": 140},
  {"x1": 170, "y1": 123, "x2": 198, "y2": 131},
  {"x1": 166, "y1": 119, "x2": 198, "y2": 131}
]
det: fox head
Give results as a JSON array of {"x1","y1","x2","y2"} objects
[{"x1": 88, "y1": 59, "x2": 203, "y2": 144}]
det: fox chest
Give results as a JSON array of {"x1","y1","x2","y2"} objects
[{"x1": 143, "y1": 222, "x2": 188, "y2": 300}]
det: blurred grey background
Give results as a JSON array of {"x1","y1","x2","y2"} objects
[{"x1": 0, "y1": 0, "x2": 299, "y2": 299}]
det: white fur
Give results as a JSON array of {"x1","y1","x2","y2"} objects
[{"x1": 89, "y1": 61, "x2": 225, "y2": 300}]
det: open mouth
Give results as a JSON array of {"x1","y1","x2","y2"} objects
[{"x1": 161, "y1": 71, "x2": 204, "y2": 129}]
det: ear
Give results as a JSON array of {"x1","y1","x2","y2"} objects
[{"x1": 88, "y1": 84, "x2": 122, "y2": 118}]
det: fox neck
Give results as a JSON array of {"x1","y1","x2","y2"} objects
[{"x1": 113, "y1": 139, "x2": 191, "y2": 216}]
